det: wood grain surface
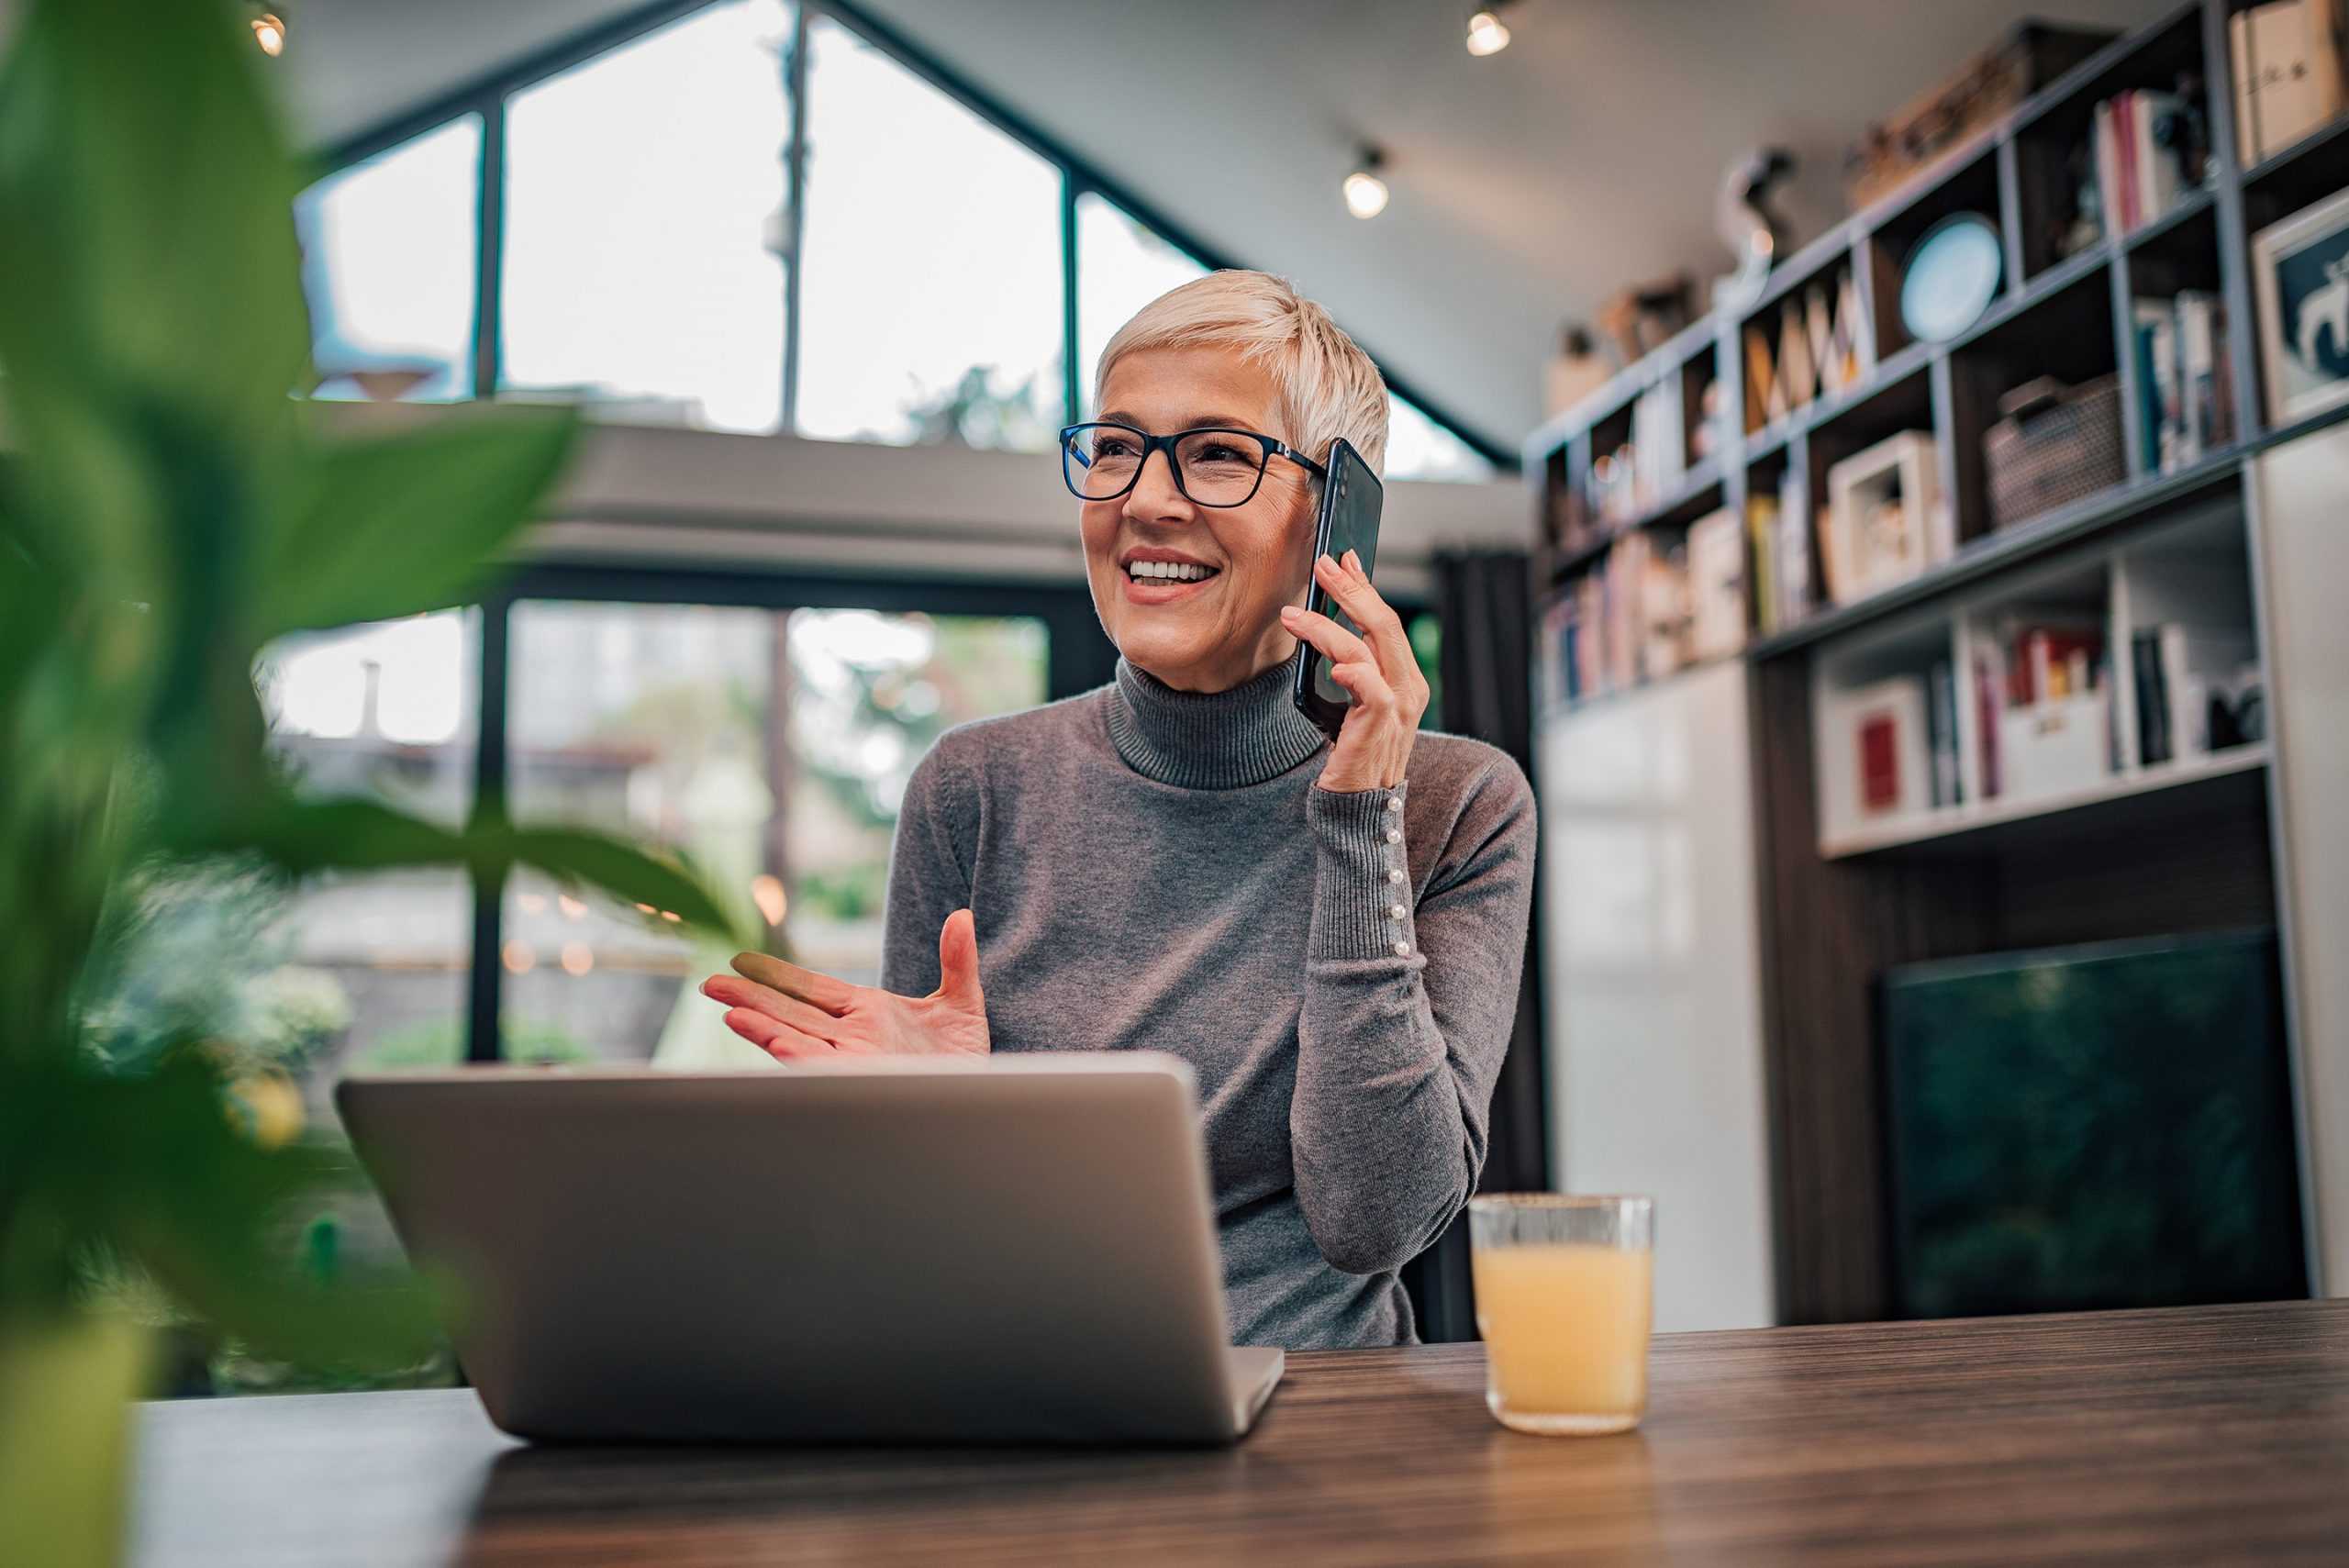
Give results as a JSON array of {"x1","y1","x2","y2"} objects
[{"x1": 132, "y1": 1298, "x2": 2349, "y2": 1566}]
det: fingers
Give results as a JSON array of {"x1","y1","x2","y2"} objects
[
  {"x1": 1311, "y1": 552, "x2": 1419, "y2": 676},
  {"x1": 720, "y1": 1007, "x2": 837, "y2": 1060},
  {"x1": 1320, "y1": 658, "x2": 1395, "y2": 707},
  {"x1": 701, "y1": 973, "x2": 842, "y2": 1042},
  {"x1": 729, "y1": 950, "x2": 857, "y2": 1016},
  {"x1": 1280, "y1": 603, "x2": 1375, "y2": 669}
]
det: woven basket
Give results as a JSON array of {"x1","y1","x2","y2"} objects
[{"x1": 1986, "y1": 374, "x2": 2125, "y2": 530}]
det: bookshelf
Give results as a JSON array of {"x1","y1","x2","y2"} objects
[{"x1": 1530, "y1": 0, "x2": 2348, "y2": 1327}]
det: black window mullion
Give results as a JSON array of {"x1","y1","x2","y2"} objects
[
  {"x1": 780, "y1": 5, "x2": 811, "y2": 432},
  {"x1": 471, "y1": 95, "x2": 507, "y2": 400},
  {"x1": 465, "y1": 593, "x2": 514, "y2": 1062},
  {"x1": 1060, "y1": 171, "x2": 1081, "y2": 426}
]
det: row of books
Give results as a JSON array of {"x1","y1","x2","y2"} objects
[
  {"x1": 2089, "y1": 88, "x2": 2201, "y2": 241},
  {"x1": 2130, "y1": 292, "x2": 2235, "y2": 476},
  {"x1": 1741, "y1": 266, "x2": 1875, "y2": 434},
  {"x1": 1743, "y1": 469, "x2": 1814, "y2": 638},
  {"x1": 1537, "y1": 510, "x2": 1748, "y2": 707},
  {"x1": 2130, "y1": 621, "x2": 2262, "y2": 765},
  {"x1": 1829, "y1": 613, "x2": 2263, "y2": 830}
]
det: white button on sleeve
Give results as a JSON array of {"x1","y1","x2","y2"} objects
[
  {"x1": 1387, "y1": 867, "x2": 1406, "y2": 884},
  {"x1": 1385, "y1": 827, "x2": 1402, "y2": 844},
  {"x1": 1388, "y1": 904, "x2": 1407, "y2": 920},
  {"x1": 1392, "y1": 940, "x2": 1411, "y2": 957},
  {"x1": 1385, "y1": 796, "x2": 1402, "y2": 813}
]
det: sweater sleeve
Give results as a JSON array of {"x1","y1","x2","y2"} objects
[
  {"x1": 1289, "y1": 755, "x2": 1538, "y2": 1275},
  {"x1": 877, "y1": 737, "x2": 978, "y2": 998}
]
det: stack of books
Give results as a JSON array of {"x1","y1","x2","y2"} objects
[
  {"x1": 2130, "y1": 621, "x2": 2261, "y2": 764},
  {"x1": 2130, "y1": 292, "x2": 2234, "y2": 474},
  {"x1": 1630, "y1": 379, "x2": 1687, "y2": 510},
  {"x1": 1742, "y1": 468, "x2": 1813, "y2": 637},
  {"x1": 2089, "y1": 88, "x2": 2201, "y2": 239},
  {"x1": 1539, "y1": 516, "x2": 1747, "y2": 708},
  {"x1": 1971, "y1": 615, "x2": 2112, "y2": 802}
]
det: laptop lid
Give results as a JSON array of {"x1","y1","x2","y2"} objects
[{"x1": 336, "y1": 1053, "x2": 1254, "y2": 1444}]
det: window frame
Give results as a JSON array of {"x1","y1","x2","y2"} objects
[{"x1": 312, "y1": 0, "x2": 1511, "y2": 466}]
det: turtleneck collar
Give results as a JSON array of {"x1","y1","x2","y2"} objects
[{"x1": 1107, "y1": 654, "x2": 1329, "y2": 790}]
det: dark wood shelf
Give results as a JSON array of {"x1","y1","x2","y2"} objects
[
  {"x1": 2243, "y1": 111, "x2": 2349, "y2": 190},
  {"x1": 1747, "y1": 446, "x2": 2246, "y2": 658},
  {"x1": 2120, "y1": 186, "x2": 2218, "y2": 254}
]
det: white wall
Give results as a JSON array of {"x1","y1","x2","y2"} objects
[
  {"x1": 1538, "y1": 660, "x2": 1776, "y2": 1332},
  {"x1": 2253, "y1": 425, "x2": 2349, "y2": 1296}
]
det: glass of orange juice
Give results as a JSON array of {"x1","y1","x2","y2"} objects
[{"x1": 1468, "y1": 1194, "x2": 1654, "y2": 1436}]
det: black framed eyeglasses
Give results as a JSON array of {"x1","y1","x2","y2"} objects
[{"x1": 1058, "y1": 421, "x2": 1327, "y2": 507}]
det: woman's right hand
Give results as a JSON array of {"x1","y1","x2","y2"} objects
[{"x1": 700, "y1": 908, "x2": 991, "y2": 1060}]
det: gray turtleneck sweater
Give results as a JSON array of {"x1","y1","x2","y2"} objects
[{"x1": 878, "y1": 657, "x2": 1537, "y2": 1350}]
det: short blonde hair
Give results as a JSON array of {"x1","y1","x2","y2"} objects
[{"x1": 1095, "y1": 269, "x2": 1390, "y2": 477}]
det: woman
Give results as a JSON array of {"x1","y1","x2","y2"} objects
[{"x1": 700, "y1": 271, "x2": 1536, "y2": 1350}]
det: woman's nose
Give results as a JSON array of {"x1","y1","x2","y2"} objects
[{"x1": 1122, "y1": 446, "x2": 1194, "y2": 523}]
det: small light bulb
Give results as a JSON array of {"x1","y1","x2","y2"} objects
[
  {"x1": 560, "y1": 943, "x2": 595, "y2": 977},
  {"x1": 1465, "y1": 9, "x2": 1511, "y2": 56},
  {"x1": 1343, "y1": 169, "x2": 1389, "y2": 220},
  {"x1": 251, "y1": 12, "x2": 285, "y2": 57}
]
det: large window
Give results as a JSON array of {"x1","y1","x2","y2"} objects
[
  {"x1": 306, "y1": 3, "x2": 1506, "y2": 468},
  {"x1": 501, "y1": 0, "x2": 794, "y2": 432},
  {"x1": 503, "y1": 600, "x2": 1047, "y2": 1065},
  {"x1": 296, "y1": 115, "x2": 480, "y2": 402},
  {"x1": 1074, "y1": 194, "x2": 1209, "y2": 417},
  {"x1": 792, "y1": 17, "x2": 1062, "y2": 450}
]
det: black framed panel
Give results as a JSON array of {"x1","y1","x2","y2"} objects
[{"x1": 460, "y1": 562, "x2": 1116, "y2": 1057}]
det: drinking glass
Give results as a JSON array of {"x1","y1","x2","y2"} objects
[{"x1": 1467, "y1": 1194, "x2": 1655, "y2": 1436}]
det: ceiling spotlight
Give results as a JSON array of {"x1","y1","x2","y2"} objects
[
  {"x1": 1342, "y1": 147, "x2": 1389, "y2": 220},
  {"x1": 1465, "y1": 4, "x2": 1513, "y2": 57},
  {"x1": 250, "y1": 9, "x2": 287, "y2": 57}
]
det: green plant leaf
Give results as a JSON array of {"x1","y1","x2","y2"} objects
[
  {"x1": 32, "y1": 1053, "x2": 441, "y2": 1372},
  {"x1": 0, "y1": 0, "x2": 308, "y2": 458},
  {"x1": 173, "y1": 795, "x2": 747, "y2": 944},
  {"x1": 262, "y1": 406, "x2": 582, "y2": 639}
]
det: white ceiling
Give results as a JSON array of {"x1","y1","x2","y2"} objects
[{"x1": 276, "y1": 0, "x2": 2176, "y2": 450}]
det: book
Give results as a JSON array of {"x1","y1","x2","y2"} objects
[
  {"x1": 1686, "y1": 507, "x2": 1748, "y2": 660},
  {"x1": 1833, "y1": 676, "x2": 1932, "y2": 820},
  {"x1": 1746, "y1": 493, "x2": 1781, "y2": 638},
  {"x1": 2131, "y1": 293, "x2": 2234, "y2": 475},
  {"x1": 2093, "y1": 96, "x2": 2121, "y2": 241},
  {"x1": 2131, "y1": 92, "x2": 2186, "y2": 228},
  {"x1": 1777, "y1": 299, "x2": 1816, "y2": 413},
  {"x1": 1928, "y1": 659, "x2": 1962, "y2": 808},
  {"x1": 1744, "y1": 327, "x2": 1779, "y2": 431},
  {"x1": 1806, "y1": 284, "x2": 1838, "y2": 399},
  {"x1": 2233, "y1": 0, "x2": 2349, "y2": 162},
  {"x1": 1776, "y1": 467, "x2": 1811, "y2": 624}
]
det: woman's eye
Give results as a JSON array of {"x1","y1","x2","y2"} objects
[
  {"x1": 1094, "y1": 438, "x2": 1139, "y2": 459},
  {"x1": 1197, "y1": 442, "x2": 1248, "y2": 463}
]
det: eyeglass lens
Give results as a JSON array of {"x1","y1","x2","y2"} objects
[{"x1": 1063, "y1": 425, "x2": 1268, "y2": 505}]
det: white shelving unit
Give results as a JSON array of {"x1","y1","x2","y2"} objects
[{"x1": 1810, "y1": 499, "x2": 2267, "y2": 859}]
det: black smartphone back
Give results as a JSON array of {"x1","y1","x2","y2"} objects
[{"x1": 1291, "y1": 437, "x2": 1385, "y2": 740}]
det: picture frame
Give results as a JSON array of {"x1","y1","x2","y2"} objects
[
  {"x1": 1822, "y1": 430, "x2": 1947, "y2": 606},
  {"x1": 2252, "y1": 185, "x2": 2349, "y2": 428}
]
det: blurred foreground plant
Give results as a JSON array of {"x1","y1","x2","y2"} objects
[{"x1": 0, "y1": 1, "x2": 744, "y2": 1560}]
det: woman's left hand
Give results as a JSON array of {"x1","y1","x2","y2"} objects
[{"x1": 1280, "y1": 550, "x2": 1430, "y2": 793}]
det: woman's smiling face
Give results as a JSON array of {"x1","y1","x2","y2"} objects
[{"x1": 1081, "y1": 345, "x2": 1319, "y2": 693}]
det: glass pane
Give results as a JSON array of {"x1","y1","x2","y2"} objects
[
  {"x1": 125, "y1": 611, "x2": 486, "y2": 1394},
  {"x1": 1386, "y1": 395, "x2": 1496, "y2": 483},
  {"x1": 296, "y1": 116, "x2": 481, "y2": 402},
  {"x1": 506, "y1": 601, "x2": 1047, "y2": 1066},
  {"x1": 794, "y1": 17, "x2": 1062, "y2": 450},
  {"x1": 501, "y1": 1, "x2": 794, "y2": 432},
  {"x1": 1074, "y1": 193, "x2": 1208, "y2": 416}
]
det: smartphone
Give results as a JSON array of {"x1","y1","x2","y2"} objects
[{"x1": 1290, "y1": 436, "x2": 1385, "y2": 740}]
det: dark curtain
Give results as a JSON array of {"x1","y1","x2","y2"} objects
[{"x1": 1400, "y1": 548, "x2": 1550, "y2": 1343}]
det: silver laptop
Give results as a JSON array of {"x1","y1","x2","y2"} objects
[{"x1": 335, "y1": 1051, "x2": 1283, "y2": 1445}]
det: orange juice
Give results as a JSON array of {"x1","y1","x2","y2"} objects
[{"x1": 1471, "y1": 1241, "x2": 1653, "y2": 1434}]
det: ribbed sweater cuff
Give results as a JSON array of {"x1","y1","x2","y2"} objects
[{"x1": 1307, "y1": 780, "x2": 1420, "y2": 963}]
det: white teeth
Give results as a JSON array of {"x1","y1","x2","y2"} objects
[{"x1": 1128, "y1": 561, "x2": 1214, "y2": 582}]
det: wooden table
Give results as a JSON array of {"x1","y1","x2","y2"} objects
[{"x1": 134, "y1": 1299, "x2": 2349, "y2": 1565}]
